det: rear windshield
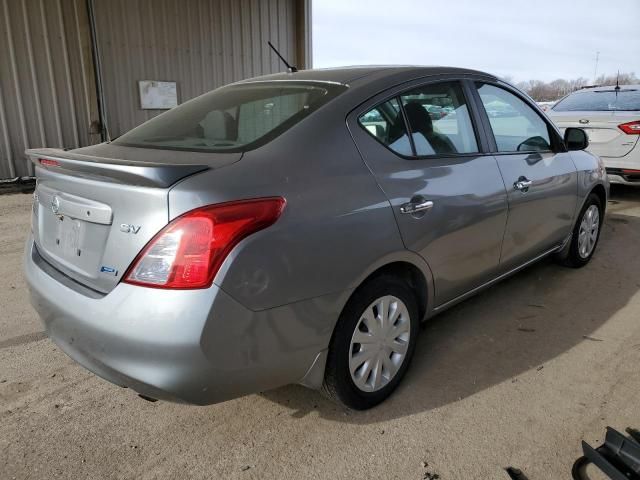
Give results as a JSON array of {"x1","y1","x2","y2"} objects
[
  {"x1": 553, "y1": 88, "x2": 640, "y2": 112},
  {"x1": 114, "y1": 81, "x2": 347, "y2": 152}
]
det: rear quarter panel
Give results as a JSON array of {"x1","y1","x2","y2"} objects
[
  {"x1": 570, "y1": 149, "x2": 609, "y2": 214},
  {"x1": 168, "y1": 102, "x2": 411, "y2": 313}
]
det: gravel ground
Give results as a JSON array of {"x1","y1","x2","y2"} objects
[{"x1": 1, "y1": 186, "x2": 640, "y2": 480}]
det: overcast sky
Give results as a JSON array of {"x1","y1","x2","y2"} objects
[{"x1": 312, "y1": 0, "x2": 640, "y2": 83}]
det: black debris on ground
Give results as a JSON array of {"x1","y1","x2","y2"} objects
[{"x1": 505, "y1": 466, "x2": 530, "y2": 479}]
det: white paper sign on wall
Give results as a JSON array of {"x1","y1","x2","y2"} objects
[{"x1": 138, "y1": 80, "x2": 178, "y2": 109}]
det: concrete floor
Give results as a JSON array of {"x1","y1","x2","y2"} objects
[{"x1": 1, "y1": 186, "x2": 640, "y2": 479}]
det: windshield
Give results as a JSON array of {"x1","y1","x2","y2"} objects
[
  {"x1": 114, "y1": 81, "x2": 347, "y2": 153},
  {"x1": 552, "y1": 88, "x2": 640, "y2": 112}
]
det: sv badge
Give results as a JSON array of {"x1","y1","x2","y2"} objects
[{"x1": 120, "y1": 224, "x2": 141, "y2": 234}]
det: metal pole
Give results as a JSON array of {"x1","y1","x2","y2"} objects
[{"x1": 86, "y1": 0, "x2": 110, "y2": 141}]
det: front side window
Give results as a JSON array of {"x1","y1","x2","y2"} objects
[
  {"x1": 114, "y1": 82, "x2": 346, "y2": 153},
  {"x1": 400, "y1": 81, "x2": 478, "y2": 156},
  {"x1": 477, "y1": 83, "x2": 552, "y2": 153},
  {"x1": 358, "y1": 98, "x2": 413, "y2": 156}
]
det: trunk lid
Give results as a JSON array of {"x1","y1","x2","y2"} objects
[
  {"x1": 548, "y1": 110, "x2": 640, "y2": 158},
  {"x1": 27, "y1": 145, "x2": 240, "y2": 293}
]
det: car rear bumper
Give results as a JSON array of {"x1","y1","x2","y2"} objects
[
  {"x1": 24, "y1": 236, "x2": 337, "y2": 405},
  {"x1": 606, "y1": 168, "x2": 640, "y2": 186},
  {"x1": 602, "y1": 147, "x2": 640, "y2": 185}
]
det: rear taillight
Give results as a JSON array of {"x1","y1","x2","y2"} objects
[
  {"x1": 618, "y1": 120, "x2": 640, "y2": 135},
  {"x1": 39, "y1": 158, "x2": 60, "y2": 167},
  {"x1": 124, "y1": 197, "x2": 286, "y2": 289}
]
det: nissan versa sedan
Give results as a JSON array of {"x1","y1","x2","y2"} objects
[
  {"x1": 548, "y1": 85, "x2": 640, "y2": 185},
  {"x1": 24, "y1": 66, "x2": 608, "y2": 410}
]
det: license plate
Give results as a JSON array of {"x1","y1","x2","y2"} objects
[{"x1": 54, "y1": 215, "x2": 85, "y2": 258}]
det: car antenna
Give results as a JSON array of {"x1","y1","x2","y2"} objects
[
  {"x1": 268, "y1": 41, "x2": 298, "y2": 73},
  {"x1": 615, "y1": 70, "x2": 620, "y2": 91}
]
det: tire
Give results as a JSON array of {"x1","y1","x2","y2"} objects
[
  {"x1": 322, "y1": 275, "x2": 419, "y2": 410},
  {"x1": 556, "y1": 193, "x2": 603, "y2": 268}
]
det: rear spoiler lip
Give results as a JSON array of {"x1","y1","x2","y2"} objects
[{"x1": 26, "y1": 148, "x2": 210, "y2": 188}]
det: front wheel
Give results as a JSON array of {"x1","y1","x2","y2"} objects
[
  {"x1": 556, "y1": 193, "x2": 603, "y2": 268},
  {"x1": 322, "y1": 275, "x2": 419, "y2": 410}
]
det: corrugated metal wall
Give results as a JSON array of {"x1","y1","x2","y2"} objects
[
  {"x1": 0, "y1": 0, "x2": 100, "y2": 179},
  {"x1": 93, "y1": 0, "x2": 305, "y2": 139},
  {"x1": 0, "y1": 0, "x2": 310, "y2": 179}
]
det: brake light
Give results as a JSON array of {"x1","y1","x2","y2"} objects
[
  {"x1": 124, "y1": 197, "x2": 286, "y2": 289},
  {"x1": 618, "y1": 120, "x2": 640, "y2": 134},
  {"x1": 39, "y1": 158, "x2": 60, "y2": 167}
]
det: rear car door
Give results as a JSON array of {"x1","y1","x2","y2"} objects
[
  {"x1": 472, "y1": 82, "x2": 578, "y2": 271},
  {"x1": 348, "y1": 79, "x2": 508, "y2": 307}
]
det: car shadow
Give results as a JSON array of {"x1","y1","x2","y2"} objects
[{"x1": 260, "y1": 185, "x2": 640, "y2": 423}]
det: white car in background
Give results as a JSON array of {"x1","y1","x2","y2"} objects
[
  {"x1": 547, "y1": 85, "x2": 640, "y2": 186},
  {"x1": 537, "y1": 101, "x2": 556, "y2": 112}
]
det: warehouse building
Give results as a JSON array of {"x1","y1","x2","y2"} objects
[{"x1": 0, "y1": 0, "x2": 312, "y2": 179}]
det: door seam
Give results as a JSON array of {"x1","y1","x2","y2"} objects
[
  {"x1": 492, "y1": 154, "x2": 512, "y2": 265},
  {"x1": 344, "y1": 119, "x2": 408, "y2": 250}
]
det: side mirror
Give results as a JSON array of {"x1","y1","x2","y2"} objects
[
  {"x1": 517, "y1": 135, "x2": 551, "y2": 152},
  {"x1": 564, "y1": 127, "x2": 589, "y2": 151}
]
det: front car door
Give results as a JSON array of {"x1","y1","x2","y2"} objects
[
  {"x1": 348, "y1": 78, "x2": 508, "y2": 307},
  {"x1": 472, "y1": 82, "x2": 578, "y2": 271}
]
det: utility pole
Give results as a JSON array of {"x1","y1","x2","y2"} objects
[{"x1": 593, "y1": 51, "x2": 600, "y2": 84}]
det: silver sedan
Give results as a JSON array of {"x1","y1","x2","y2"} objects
[{"x1": 24, "y1": 66, "x2": 608, "y2": 409}]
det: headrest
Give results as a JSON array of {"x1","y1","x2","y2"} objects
[
  {"x1": 199, "y1": 110, "x2": 228, "y2": 140},
  {"x1": 403, "y1": 102, "x2": 433, "y2": 134}
]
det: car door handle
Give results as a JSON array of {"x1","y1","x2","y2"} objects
[
  {"x1": 400, "y1": 199, "x2": 434, "y2": 214},
  {"x1": 513, "y1": 176, "x2": 533, "y2": 192}
]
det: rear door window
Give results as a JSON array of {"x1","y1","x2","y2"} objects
[
  {"x1": 358, "y1": 81, "x2": 479, "y2": 158},
  {"x1": 476, "y1": 83, "x2": 552, "y2": 153},
  {"x1": 358, "y1": 98, "x2": 413, "y2": 156},
  {"x1": 399, "y1": 81, "x2": 478, "y2": 156}
]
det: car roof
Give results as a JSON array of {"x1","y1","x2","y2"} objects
[{"x1": 238, "y1": 65, "x2": 497, "y2": 87}]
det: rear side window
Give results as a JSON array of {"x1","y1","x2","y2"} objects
[
  {"x1": 477, "y1": 83, "x2": 552, "y2": 153},
  {"x1": 400, "y1": 81, "x2": 478, "y2": 155},
  {"x1": 553, "y1": 88, "x2": 640, "y2": 112},
  {"x1": 358, "y1": 81, "x2": 478, "y2": 157},
  {"x1": 358, "y1": 98, "x2": 413, "y2": 156},
  {"x1": 114, "y1": 82, "x2": 347, "y2": 153}
]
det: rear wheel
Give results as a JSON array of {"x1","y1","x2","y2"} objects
[
  {"x1": 322, "y1": 275, "x2": 419, "y2": 410},
  {"x1": 556, "y1": 193, "x2": 603, "y2": 268}
]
